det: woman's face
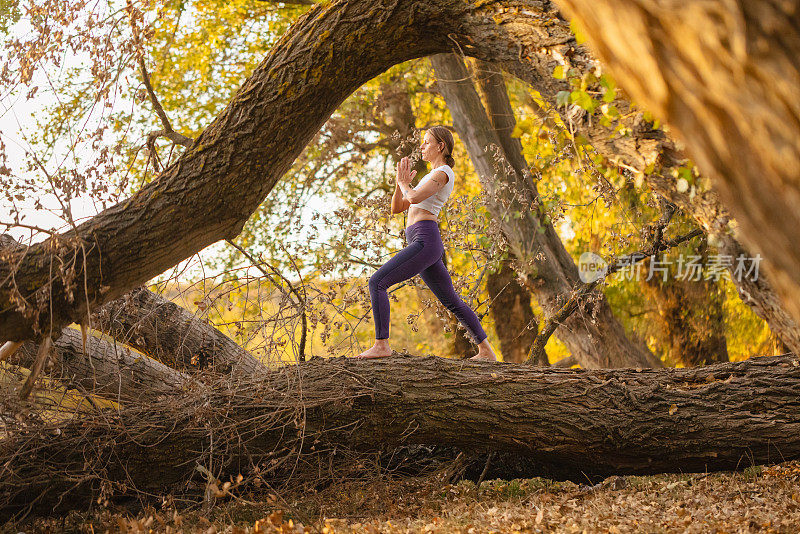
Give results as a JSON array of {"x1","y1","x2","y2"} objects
[{"x1": 420, "y1": 131, "x2": 443, "y2": 162}]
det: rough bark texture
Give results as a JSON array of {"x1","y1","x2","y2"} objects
[
  {"x1": 92, "y1": 287, "x2": 265, "y2": 377},
  {"x1": 552, "y1": 0, "x2": 800, "y2": 341},
  {"x1": 431, "y1": 52, "x2": 661, "y2": 368},
  {"x1": 4, "y1": 354, "x2": 800, "y2": 515},
  {"x1": 15, "y1": 328, "x2": 189, "y2": 402},
  {"x1": 486, "y1": 258, "x2": 541, "y2": 364}
]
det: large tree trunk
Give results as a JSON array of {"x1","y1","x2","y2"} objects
[
  {"x1": 431, "y1": 52, "x2": 661, "y2": 368},
  {"x1": 551, "y1": 0, "x2": 800, "y2": 342},
  {"x1": 4, "y1": 354, "x2": 800, "y2": 515},
  {"x1": 642, "y1": 251, "x2": 729, "y2": 366}
]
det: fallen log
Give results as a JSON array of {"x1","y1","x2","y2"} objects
[
  {"x1": 1, "y1": 354, "x2": 799, "y2": 516},
  {"x1": 14, "y1": 328, "x2": 189, "y2": 402},
  {"x1": 1, "y1": 236, "x2": 265, "y2": 380},
  {"x1": 92, "y1": 287, "x2": 266, "y2": 377}
]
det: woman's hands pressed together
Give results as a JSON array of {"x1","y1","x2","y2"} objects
[{"x1": 396, "y1": 156, "x2": 417, "y2": 186}]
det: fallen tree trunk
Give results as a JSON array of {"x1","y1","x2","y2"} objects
[
  {"x1": 2, "y1": 354, "x2": 799, "y2": 515},
  {"x1": 92, "y1": 287, "x2": 266, "y2": 377},
  {"x1": 14, "y1": 328, "x2": 190, "y2": 402}
]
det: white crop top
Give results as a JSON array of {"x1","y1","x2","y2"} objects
[{"x1": 411, "y1": 165, "x2": 455, "y2": 217}]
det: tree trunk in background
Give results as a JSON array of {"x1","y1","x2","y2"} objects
[
  {"x1": 486, "y1": 258, "x2": 541, "y2": 364},
  {"x1": 431, "y1": 52, "x2": 662, "y2": 368},
  {"x1": 642, "y1": 250, "x2": 729, "y2": 367},
  {"x1": 440, "y1": 250, "x2": 480, "y2": 358},
  {"x1": 552, "y1": 0, "x2": 800, "y2": 344},
  {"x1": 6, "y1": 354, "x2": 800, "y2": 515}
]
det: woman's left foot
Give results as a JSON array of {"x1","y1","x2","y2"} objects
[
  {"x1": 469, "y1": 352, "x2": 497, "y2": 361},
  {"x1": 355, "y1": 344, "x2": 393, "y2": 359}
]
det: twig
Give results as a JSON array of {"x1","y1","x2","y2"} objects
[
  {"x1": 0, "y1": 342, "x2": 22, "y2": 363},
  {"x1": 19, "y1": 336, "x2": 52, "y2": 400},
  {"x1": 475, "y1": 452, "x2": 495, "y2": 498},
  {"x1": 139, "y1": 56, "x2": 193, "y2": 171},
  {"x1": 226, "y1": 240, "x2": 308, "y2": 362}
]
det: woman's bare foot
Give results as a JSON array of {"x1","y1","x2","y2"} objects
[
  {"x1": 356, "y1": 339, "x2": 393, "y2": 359},
  {"x1": 470, "y1": 339, "x2": 497, "y2": 361}
]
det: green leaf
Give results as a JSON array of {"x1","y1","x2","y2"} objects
[
  {"x1": 570, "y1": 90, "x2": 596, "y2": 112},
  {"x1": 600, "y1": 74, "x2": 617, "y2": 102},
  {"x1": 556, "y1": 91, "x2": 570, "y2": 107},
  {"x1": 553, "y1": 65, "x2": 566, "y2": 79}
]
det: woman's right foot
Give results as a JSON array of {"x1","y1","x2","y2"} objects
[{"x1": 355, "y1": 343, "x2": 393, "y2": 359}]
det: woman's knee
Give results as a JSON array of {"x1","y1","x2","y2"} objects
[
  {"x1": 442, "y1": 298, "x2": 463, "y2": 313},
  {"x1": 369, "y1": 272, "x2": 384, "y2": 292}
]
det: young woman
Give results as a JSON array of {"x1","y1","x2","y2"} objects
[{"x1": 356, "y1": 126, "x2": 498, "y2": 361}]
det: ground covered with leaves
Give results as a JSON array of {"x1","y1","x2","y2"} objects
[{"x1": 7, "y1": 461, "x2": 800, "y2": 533}]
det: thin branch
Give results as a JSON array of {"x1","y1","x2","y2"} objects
[
  {"x1": 139, "y1": 56, "x2": 193, "y2": 171},
  {"x1": 226, "y1": 240, "x2": 309, "y2": 363}
]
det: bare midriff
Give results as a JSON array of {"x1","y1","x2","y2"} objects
[{"x1": 407, "y1": 205, "x2": 438, "y2": 228}]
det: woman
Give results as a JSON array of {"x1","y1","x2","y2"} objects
[{"x1": 356, "y1": 126, "x2": 498, "y2": 361}]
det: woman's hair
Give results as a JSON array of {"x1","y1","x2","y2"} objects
[{"x1": 427, "y1": 126, "x2": 455, "y2": 168}]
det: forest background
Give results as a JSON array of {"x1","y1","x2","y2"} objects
[{"x1": 0, "y1": 0, "x2": 776, "y2": 368}]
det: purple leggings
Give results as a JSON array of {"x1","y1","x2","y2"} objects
[{"x1": 368, "y1": 219, "x2": 488, "y2": 344}]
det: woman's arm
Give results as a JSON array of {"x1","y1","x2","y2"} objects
[
  {"x1": 391, "y1": 182, "x2": 411, "y2": 214},
  {"x1": 401, "y1": 170, "x2": 448, "y2": 205}
]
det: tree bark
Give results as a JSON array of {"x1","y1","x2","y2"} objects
[
  {"x1": 92, "y1": 287, "x2": 265, "y2": 377},
  {"x1": 642, "y1": 251, "x2": 729, "y2": 366},
  {"x1": 431, "y1": 52, "x2": 661, "y2": 368},
  {"x1": 14, "y1": 328, "x2": 189, "y2": 402},
  {"x1": 4, "y1": 354, "x2": 800, "y2": 515},
  {"x1": 551, "y1": 0, "x2": 800, "y2": 343}
]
